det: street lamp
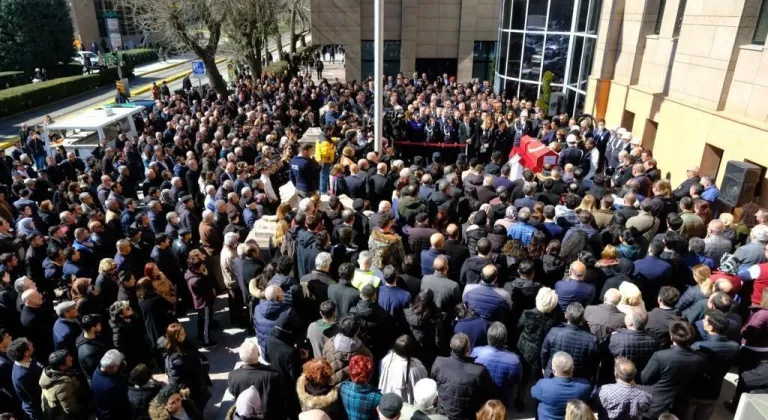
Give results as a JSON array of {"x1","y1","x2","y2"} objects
[{"x1": 373, "y1": 0, "x2": 383, "y2": 153}]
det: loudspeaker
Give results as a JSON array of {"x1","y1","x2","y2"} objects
[{"x1": 718, "y1": 161, "x2": 762, "y2": 207}]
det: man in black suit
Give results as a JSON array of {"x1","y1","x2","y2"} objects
[
  {"x1": 475, "y1": 176, "x2": 497, "y2": 204},
  {"x1": 339, "y1": 163, "x2": 366, "y2": 199},
  {"x1": 641, "y1": 320, "x2": 707, "y2": 419},
  {"x1": 367, "y1": 162, "x2": 394, "y2": 210},
  {"x1": 591, "y1": 119, "x2": 612, "y2": 172},
  {"x1": 534, "y1": 178, "x2": 560, "y2": 207},
  {"x1": 443, "y1": 223, "x2": 470, "y2": 280}
]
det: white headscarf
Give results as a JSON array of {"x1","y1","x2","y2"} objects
[{"x1": 234, "y1": 385, "x2": 262, "y2": 418}]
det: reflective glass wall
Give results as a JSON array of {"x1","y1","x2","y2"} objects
[{"x1": 495, "y1": 0, "x2": 602, "y2": 116}]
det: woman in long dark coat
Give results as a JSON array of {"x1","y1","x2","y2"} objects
[{"x1": 137, "y1": 277, "x2": 176, "y2": 351}]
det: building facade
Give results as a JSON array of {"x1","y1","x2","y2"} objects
[
  {"x1": 309, "y1": 0, "x2": 501, "y2": 82},
  {"x1": 584, "y1": 0, "x2": 768, "y2": 205},
  {"x1": 69, "y1": 0, "x2": 143, "y2": 52},
  {"x1": 494, "y1": 0, "x2": 603, "y2": 117}
]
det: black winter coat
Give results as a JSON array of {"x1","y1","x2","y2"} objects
[
  {"x1": 76, "y1": 334, "x2": 110, "y2": 379},
  {"x1": 349, "y1": 299, "x2": 396, "y2": 359},
  {"x1": 516, "y1": 309, "x2": 559, "y2": 368},
  {"x1": 139, "y1": 293, "x2": 176, "y2": 350},
  {"x1": 430, "y1": 354, "x2": 499, "y2": 420},
  {"x1": 602, "y1": 328, "x2": 659, "y2": 382},
  {"x1": 127, "y1": 382, "x2": 161, "y2": 420},
  {"x1": 110, "y1": 314, "x2": 151, "y2": 369},
  {"x1": 228, "y1": 364, "x2": 285, "y2": 420},
  {"x1": 165, "y1": 342, "x2": 212, "y2": 406}
]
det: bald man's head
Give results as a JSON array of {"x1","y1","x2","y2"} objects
[
  {"x1": 446, "y1": 224, "x2": 459, "y2": 239},
  {"x1": 433, "y1": 255, "x2": 448, "y2": 273},
  {"x1": 569, "y1": 261, "x2": 586, "y2": 281},
  {"x1": 481, "y1": 264, "x2": 498, "y2": 284},
  {"x1": 430, "y1": 233, "x2": 445, "y2": 249},
  {"x1": 604, "y1": 288, "x2": 621, "y2": 305}
]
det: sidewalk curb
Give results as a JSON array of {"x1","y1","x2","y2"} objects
[
  {"x1": 134, "y1": 59, "x2": 191, "y2": 77},
  {"x1": 130, "y1": 57, "x2": 228, "y2": 96}
]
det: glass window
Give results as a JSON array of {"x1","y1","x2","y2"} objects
[
  {"x1": 548, "y1": 0, "x2": 575, "y2": 31},
  {"x1": 753, "y1": 0, "x2": 768, "y2": 45},
  {"x1": 507, "y1": 32, "x2": 524, "y2": 79},
  {"x1": 673, "y1": 0, "x2": 686, "y2": 37},
  {"x1": 565, "y1": 88, "x2": 577, "y2": 116},
  {"x1": 519, "y1": 82, "x2": 540, "y2": 102},
  {"x1": 543, "y1": 34, "x2": 569, "y2": 84},
  {"x1": 473, "y1": 41, "x2": 497, "y2": 81},
  {"x1": 521, "y1": 34, "x2": 544, "y2": 81},
  {"x1": 511, "y1": 0, "x2": 527, "y2": 30},
  {"x1": 578, "y1": 37, "x2": 596, "y2": 91},
  {"x1": 504, "y1": 79, "x2": 520, "y2": 98},
  {"x1": 360, "y1": 41, "x2": 400, "y2": 78},
  {"x1": 654, "y1": 0, "x2": 667, "y2": 35},
  {"x1": 567, "y1": 36, "x2": 584, "y2": 86},
  {"x1": 499, "y1": 32, "x2": 510, "y2": 77},
  {"x1": 502, "y1": 0, "x2": 513, "y2": 30},
  {"x1": 577, "y1": 0, "x2": 590, "y2": 32},
  {"x1": 575, "y1": 92, "x2": 586, "y2": 116},
  {"x1": 527, "y1": 0, "x2": 548, "y2": 31},
  {"x1": 588, "y1": 0, "x2": 603, "y2": 34}
]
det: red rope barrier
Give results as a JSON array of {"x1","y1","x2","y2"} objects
[{"x1": 392, "y1": 141, "x2": 467, "y2": 148}]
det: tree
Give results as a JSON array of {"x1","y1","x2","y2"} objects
[
  {"x1": 117, "y1": 0, "x2": 228, "y2": 94},
  {"x1": 221, "y1": 0, "x2": 279, "y2": 77},
  {"x1": 0, "y1": 0, "x2": 75, "y2": 73},
  {"x1": 537, "y1": 71, "x2": 554, "y2": 117},
  {"x1": 287, "y1": 0, "x2": 309, "y2": 55}
]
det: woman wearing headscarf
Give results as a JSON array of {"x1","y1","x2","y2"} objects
[
  {"x1": 494, "y1": 206, "x2": 517, "y2": 231},
  {"x1": 466, "y1": 210, "x2": 488, "y2": 257},
  {"x1": 15, "y1": 217, "x2": 39, "y2": 237},
  {"x1": 226, "y1": 386, "x2": 264, "y2": 420}
]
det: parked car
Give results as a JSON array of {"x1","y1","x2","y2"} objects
[{"x1": 72, "y1": 51, "x2": 99, "y2": 68}]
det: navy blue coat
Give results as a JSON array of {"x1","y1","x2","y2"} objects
[
  {"x1": 541, "y1": 324, "x2": 599, "y2": 380},
  {"x1": 52, "y1": 318, "x2": 81, "y2": 353},
  {"x1": 289, "y1": 155, "x2": 320, "y2": 192},
  {"x1": 689, "y1": 335, "x2": 740, "y2": 400},
  {"x1": 340, "y1": 174, "x2": 366, "y2": 198},
  {"x1": 91, "y1": 368, "x2": 131, "y2": 420},
  {"x1": 554, "y1": 280, "x2": 596, "y2": 313},
  {"x1": 463, "y1": 283, "x2": 511, "y2": 322},
  {"x1": 12, "y1": 361, "x2": 43, "y2": 420},
  {"x1": 531, "y1": 377, "x2": 592, "y2": 420},
  {"x1": 253, "y1": 300, "x2": 291, "y2": 353}
]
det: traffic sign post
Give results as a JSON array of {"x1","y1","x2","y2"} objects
[
  {"x1": 227, "y1": 62, "x2": 235, "y2": 83},
  {"x1": 191, "y1": 60, "x2": 206, "y2": 78}
]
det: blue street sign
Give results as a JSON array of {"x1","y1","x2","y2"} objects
[{"x1": 191, "y1": 60, "x2": 206, "y2": 77}]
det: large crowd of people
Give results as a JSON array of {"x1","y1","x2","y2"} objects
[{"x1": 0, "y1": 48, "x2": 766, "y2": 420}]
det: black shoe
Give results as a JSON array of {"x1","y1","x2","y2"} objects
[
  {"x1": 202, "y1": 341, "x2": 219, "y2": 349},
  {"x1": 724, "y1": 398, "x2": 739, "y2": 413}
]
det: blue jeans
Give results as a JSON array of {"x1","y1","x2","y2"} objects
[
  {"x1": 34, "y1": 155, "x2": 46, "y2": 171},
  {"x1": 319, "y1": 163, "x2": 332, "y2": 194}
]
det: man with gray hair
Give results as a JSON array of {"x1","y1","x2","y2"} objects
[
  {"x1": 470, "y1": 322, "x2": 522, "y2": 408},
  {"x1": 541, "y1": 302, "x2": 599, "y2": 380},
  {"x1": 593, "y1": 358, "x2": 652, "y2": 420},
  {"x1": 91, "y1": 349, "x2": 131, "y2": 420},
  {"x1": 221, "y1": 231, "x2": 246, "y2": 327},
  {"x1": 418, "y1": 173, "x2": 435, "y2": 202},
  {"x1": 431, "y1": 333, "x2": 499, "y2": 420},
  {"x1": 703, "y1": 219, "x2": 732, "y2": 267},
  {"x1": 733, "y1": 224, "x2": 768, "y2": 266},
  {"x1": 604, "y1": 309, "x2": 659, "y2": 379},
  {"x1": 299, "y1": 251, "x2": 335, "y2": 315},
  {"x1": 584, "y1": 288, "x2": 626, "y2": 340},
  {"x1": 532, "y1": 351, "x2": 592, "y2": 419}
]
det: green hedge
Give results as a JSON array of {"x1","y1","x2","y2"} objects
[
  {"x1": 104, "y1": 49, "x2": 158, "y2": 67},
  {"x1": 48, "y1": 63, "x2": 86, "y2": 79},
  {"x1": 0, "y1": 71, "x2": 27, "y2": 90},
  {"x1": 0, "y1": 67, "x2": 119, "y2": 118}
]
